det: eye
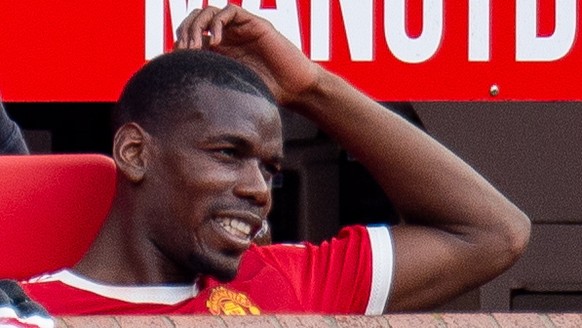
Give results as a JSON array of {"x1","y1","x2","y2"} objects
[
  {"x1": 263, "y1": 163, "x2": 281, "y2": 176},
  {"x1": 217, "y1": 148, "x2": 236, "y2": 157},
  {"x1": 211, "y1": 147, "x2": 239, "y2": 160}
]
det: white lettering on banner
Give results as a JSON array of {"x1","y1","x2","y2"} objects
[
  {"x1": 145, "y1": 0, "x2": 164, "y2": 60},
  {"x1": 145, "y1": 0, "x2": 301, "y2": 59},
  {"x1": 516, "y1": 0, "x2": 577, "y2": 61},
  {"x1": 168, "y1": 0, "x2": 188, "y2": 40},
  {"x1": 310, "y1": 0, "x2": 374, "y2": 61},
  {"x1": 145, "y1": 0, "x2": 580, "y2": 63},
  {"x1": 340, "y1": 0, "x2": 374, "y2": 61},
  {"x1": 310, "y1": 1, "x2": 330, "y2": 61},
  {"x1": 311, "y1": 0, "x2": 373, "y2": 61},
  {"x1": 384, "y1": 0, "x2": 444, "y2": 64},
  {"x1": 469, "y1": 0, "x2": 490, "y2": 62}
]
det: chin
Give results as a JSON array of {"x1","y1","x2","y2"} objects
[
  {"x1": 211, "y1": 267, "x2": 239, "y2": 283},
  {"x1": 212, "y1": 254, "x2": 242, "y2": 282},
  {"x1": 188, "y1": 252, "x2": 242, "y2": 282}
]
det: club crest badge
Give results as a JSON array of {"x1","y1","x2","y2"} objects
[{"x1": 206, "y1": 286, "x2": 261, "y2": 315}]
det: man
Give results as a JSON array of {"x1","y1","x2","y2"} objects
[{"x1": 16, "y1": 5, "x2": 529, "y2": 315}]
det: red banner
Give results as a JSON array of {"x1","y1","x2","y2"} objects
[{"x1": 0, "y1": 0, "x2": 579, "y2": 102}]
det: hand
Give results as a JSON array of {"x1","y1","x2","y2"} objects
[
  {"x1": 0, "y1": 280, "x2": 53, "y2": 328},
  {"x1": 175, "y1": 5, "x2": 320, "y2": 106}
]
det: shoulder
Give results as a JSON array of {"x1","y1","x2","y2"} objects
[
  {"x1": 22, "y1": 270, "x2": 67, "y2": 285},
  {"x1": 242, "y1": 225, "x2": 392, "y2": 271}
]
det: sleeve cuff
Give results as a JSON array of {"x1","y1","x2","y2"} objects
[{"x1": 364, "y1": 225, "x2": 394, "y2": 315}]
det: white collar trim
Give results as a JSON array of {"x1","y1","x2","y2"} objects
[{"x1": 27, "y1": 270, "x2": 198, "y2": 305}]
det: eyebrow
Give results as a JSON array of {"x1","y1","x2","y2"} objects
[{"x1": 204, "y1": 134, "x2": 252, "y2": 148}]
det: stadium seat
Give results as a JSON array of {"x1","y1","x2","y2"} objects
[{"x1": 0, "y1": 154, "x2": 116, "y2": 280}]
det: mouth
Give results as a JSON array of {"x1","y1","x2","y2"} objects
[
  {"x1": 212, "y1": 211, "x2": 263, "y2": 250},
  {"x1": 216, "y1": 217, "x2": 253, "y2": 240}
]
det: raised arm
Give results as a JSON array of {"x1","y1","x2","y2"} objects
[{"x1": 176, "y1": 5, "x2": 530, "y2": 311}]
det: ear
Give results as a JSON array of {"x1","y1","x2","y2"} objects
[{"x1": 113, "y1": 123, "x2": 153, "y2": 183}]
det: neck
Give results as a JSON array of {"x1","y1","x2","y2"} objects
[{"x1": 74, "y1": 186, "x2": 197, "y2": 285}]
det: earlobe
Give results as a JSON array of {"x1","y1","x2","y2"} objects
[{"x1": 113, "y1": 123, "x2": 151, "y2": 183}]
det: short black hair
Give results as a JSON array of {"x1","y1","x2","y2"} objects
[{"x1": 112, "y1": 50, "x2": 276, "y2": 135}]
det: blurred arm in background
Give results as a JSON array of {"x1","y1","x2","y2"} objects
[{"x1": 0, "y1": 98, "x2": 29, "y2": 154}]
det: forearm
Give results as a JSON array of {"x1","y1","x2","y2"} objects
[{"x1": 0, "y1": 103, "x2": 29, "y2": 155}]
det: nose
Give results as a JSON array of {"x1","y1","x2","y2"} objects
[{"x1": 234, "y1": 159, "x2": 271, "y2": 207}]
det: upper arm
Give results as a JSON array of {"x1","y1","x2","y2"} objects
[
  {"x1": 385, "y1": 219, "x2": 529, "y2": 312},
  {"x1": 258, "y1": 226, "x2": 393, "y2": 314}
]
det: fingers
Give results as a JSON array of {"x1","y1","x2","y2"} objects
[
  {"x1": 0, "y1": 280, "x2": 29, "y2": 304},
  {"x1": 207, "y1": 5, "x2": 241, "y2": 46},
  {"x1": 176, "y1": 8, "x2": 203, "y2": 49},
  {"x1": 175, "y1": 8, "x2": 200, "y2": 48},
  {"x1": 177, "y1": 6, "x2": 220, "y2": 49},
  {"x1": 0, "y1": 280, "x2": 54, "y2": 328},
  {"x1": 176, "y1": 5, "x2": 241, "y2": 49},
  {"x1": 16, "y1": 301, "x2": 51, "y2": 319}
]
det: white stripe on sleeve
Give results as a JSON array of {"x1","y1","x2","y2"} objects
[{"x1": 364, "y1": 226, "x2": 394, "y2": 315}]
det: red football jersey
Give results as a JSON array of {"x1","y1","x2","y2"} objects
[{"x1": 22, "y1": 226, "x2": 392, "y2": 315}]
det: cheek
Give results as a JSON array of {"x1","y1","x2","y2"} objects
[
  {"x1": 183, "y1": 172, "x2": 237, "y2": 197},
  {"x1": 178, "y1": 161, "x2": 240, "y2": 193},
  {"x1": 167, "y1": 166, "x2": 240, "y2": 223}
]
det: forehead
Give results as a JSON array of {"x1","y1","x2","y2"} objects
[{"x1": 169, "y1": 83, "x2": 283, "y2": 149}]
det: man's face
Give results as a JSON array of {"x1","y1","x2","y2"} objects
[{"x1": 145, "y1": 83, "x2": 283, "y2": 282}]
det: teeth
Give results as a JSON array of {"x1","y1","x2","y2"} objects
[{"x1": 216, "y1": 218, "x2": 252, "y2": 239}]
